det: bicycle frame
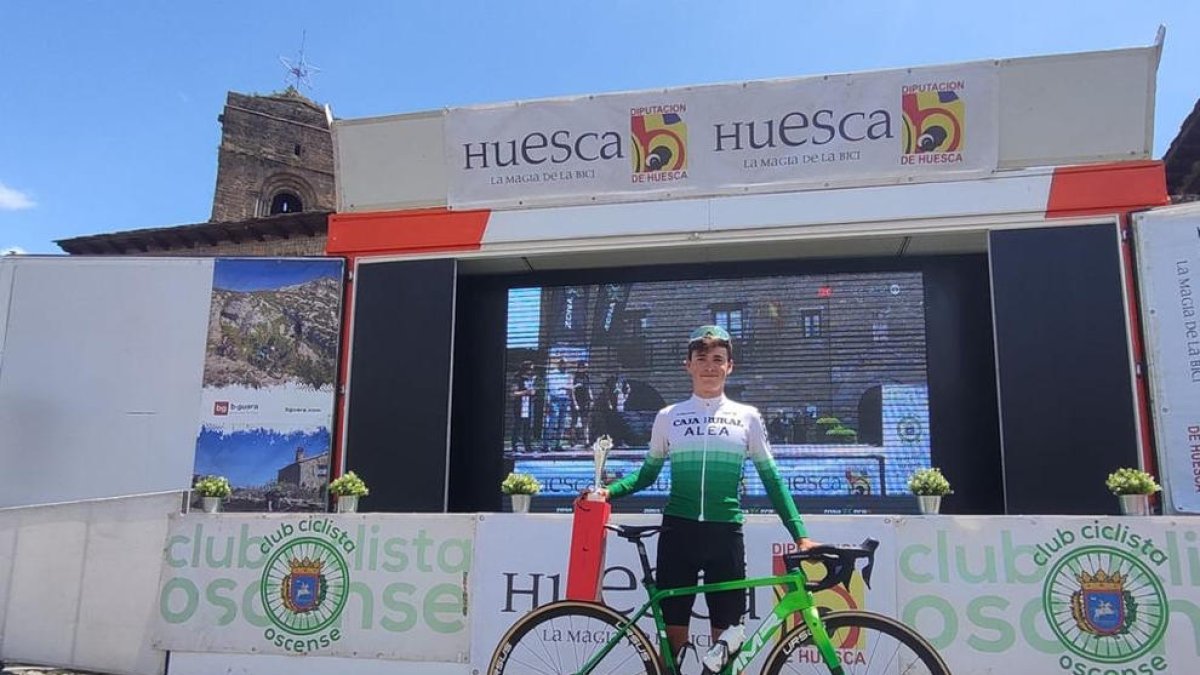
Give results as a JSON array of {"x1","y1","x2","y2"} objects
[{"x1": 575, "y1": 567, "x2": 841, "y2": 675}]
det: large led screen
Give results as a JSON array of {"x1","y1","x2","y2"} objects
[{"x1": 504, "y1": 271, "x2": 931, "y2": 514}]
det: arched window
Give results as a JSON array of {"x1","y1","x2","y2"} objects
[{"x1": 269, "y1": 192, "x2": 303, "y2": 215}]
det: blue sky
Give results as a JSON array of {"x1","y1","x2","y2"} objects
[
  {"x1": 213, "y1": 258, "x2": 342, "y2": 292},
  {"x1": 1, "y1": 1, "x2": 1197, "y2": 255}
]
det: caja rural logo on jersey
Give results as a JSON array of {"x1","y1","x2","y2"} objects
[
  {"x1": 901, "y1": 81, "x2": 966, "y2": 166},
  {"x1": 259, "y1": 519, "x2": 355, "y2": 653},
  {"x1": 1037, "y1": 525, "x2": 1170, "y2": 673}
]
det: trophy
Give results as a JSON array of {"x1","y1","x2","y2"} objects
[{"x1": 589, "y1": 435, "x2": 614, "y2": 500}]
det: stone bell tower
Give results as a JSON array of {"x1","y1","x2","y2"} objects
[{"x1": 210, "y1": 88, "x2": 335, "y2": 223}]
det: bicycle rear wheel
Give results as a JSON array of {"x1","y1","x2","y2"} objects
[
  {"x1": 487, "y1": 600, "x2": 664, "y2": 675},
  {"x1": 761, "y1": 610, "x2": 950, "y2": 675}
]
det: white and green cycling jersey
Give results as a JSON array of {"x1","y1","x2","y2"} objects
[{"x1": 607, "y1": 394, "x2": 807, "y2": 540}]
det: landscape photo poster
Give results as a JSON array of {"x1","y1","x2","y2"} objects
[{"x1": 192, "y1": 258, "x2": 344, "y2": 512}]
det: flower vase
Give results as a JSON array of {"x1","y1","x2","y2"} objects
[
  {"x1": 336, "y1": 495, "x2": 359, "y2": 513},
  {"x1": 201, "y1": 497, "x2": 222, "y2": 514},
  {"x1": 510, "y1": 494, "x2": 532, "y2": 513},
  {"x1": 1118, "y1": 494, "x2": 1150, "y2": 516},
  {"x1": 916, "y1": 495, "x2": 942, "y2": 515}
]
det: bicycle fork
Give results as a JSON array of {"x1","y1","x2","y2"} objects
[{"x1": 799, "y1": 605, "x2": 845, "y2": 675}]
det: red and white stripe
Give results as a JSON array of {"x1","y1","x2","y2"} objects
[{"x1": 327, "y1": 161, "x2": 1167, "y2": 258}]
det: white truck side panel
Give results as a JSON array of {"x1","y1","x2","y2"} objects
[
  {"x1": 996, "y1": 47, "x2": 1157, "y2": 169},
  {"x1": 0, "y1": 257, "x2": 212, "y2": 508},
  {"x1": 1134, "y1": 203, "x2": 1200, "y2": 514},
  {"x1": 334, "y1": 111, "x2": 447, "y2": 212},
  {"x1": 0, "y1": 260, "x2": 14, "y2": 372}
]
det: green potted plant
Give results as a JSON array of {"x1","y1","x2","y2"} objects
[
  {"x1": 815, "y1": 416, "x2": 841, "y2": 444},
  {"x1": 501, "y1": 472, "x2": 542, "y2": 513},
  {"x1": 329, "y1": 471, "x2": 369, "y2": 513},
  {"x1": 193, "y1": 475, "x2": 232, "y2": 513},
  {"x1": 825, "y1": 426, "x2": 858, "y2": 444},
  {"x1": 1106, "y1": 468, "x2": 1160, "y2": 516},
  {"x1": 908, "y1": 467, "x2": 952, "y2": 515}
]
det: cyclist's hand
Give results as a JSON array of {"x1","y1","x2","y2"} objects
[
  {"x1": 796, "y1": 537, "x2": 821, "y2": 551},
  {"x1": 578, "y1": 488, "x2": 609, "y2": 501}
]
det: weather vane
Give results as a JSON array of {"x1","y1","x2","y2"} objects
[{"x1": 280, "y1": 30, "x2": 320, "y2": 92}]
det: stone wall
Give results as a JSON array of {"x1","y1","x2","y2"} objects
[{"x1": 141, "y1": 235, "x2": 328, "y2": 257}]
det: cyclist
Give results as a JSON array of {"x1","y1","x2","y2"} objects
[{"x1": 588, "y1": 324, "x2": 817, "y2": 661}]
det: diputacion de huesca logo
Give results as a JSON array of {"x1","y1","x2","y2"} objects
[
  {"x1": 631, "y1": 104, "x2": 688, "y2": 184},
  {"x1": 901, "y1": 82, "x2": 965, "y2": 166}
]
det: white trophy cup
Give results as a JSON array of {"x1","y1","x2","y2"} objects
[{"x1": 589, "y1": 435, "x2": 614, "y2": 500}]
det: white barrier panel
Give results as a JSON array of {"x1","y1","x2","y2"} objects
[
  {"x1": 11, "y1": 504, "x2": 1199, "y2": 674},
  {"x1": 0, "y1": 502, "x2": 14, "y2": 658},
  {"x1": 895, "y1": 516, "x2": 1200, "y2": 675},
  {"x1": 469, "y1": 513, "x2": 897, "y2": 671},
  {"x1": 153, "y1": 513, "x2": 475, "y2": 662},
  {"x1": 0, "y1": 492, "x2": 178, "y2": 675},
  {"x1": 166, "y1": 651, "x2": 471, "y2": 675}
]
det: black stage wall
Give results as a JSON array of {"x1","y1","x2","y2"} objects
[
  {"x1": 450, "y1": 254, "x2": 1004, "y2": 515},
  {"x1": 343, "y1": 258, "x2": 458, "y2": 512},
  {"x1": 990, "y1": 224, "x2": 1140, "y2": 514}
]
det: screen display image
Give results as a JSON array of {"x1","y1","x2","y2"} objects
[{"x1": 504, "y1": 271, "x2": 931, "y2": 514}]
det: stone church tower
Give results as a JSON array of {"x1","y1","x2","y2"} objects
[
  {"x1": 210, "y1": 89, "x2": 335, "y2": 222},
  {"x1": 57, "y1": 88, "x2": 336, "y2": 256}
]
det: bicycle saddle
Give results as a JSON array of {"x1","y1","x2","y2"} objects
[{"x1": 605, "y1": 524, "x2": 667, "y2": 541}]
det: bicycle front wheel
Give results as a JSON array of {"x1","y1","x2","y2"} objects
[
  {"x1": 761, "y1": 610, "x2": 950, "y2": 675},
  {"x1": 487, "y1": 600, "x2": 664, "y2": 675}
]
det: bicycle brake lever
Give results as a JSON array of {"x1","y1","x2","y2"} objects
[
  {"x1": 862, "y1": 558, "x2": 875, "y2": 589},
  {"x1": 860, "y1": 538, "x2": 879, "y2": 588}
]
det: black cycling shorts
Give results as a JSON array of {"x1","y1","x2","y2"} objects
[{"x1": 656, "y1": 515, "x2": 746, "y2": 628}]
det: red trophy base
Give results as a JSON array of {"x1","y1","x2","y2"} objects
[{"x1": 566, "y1": 496, "x2": 611, "y2": 601}]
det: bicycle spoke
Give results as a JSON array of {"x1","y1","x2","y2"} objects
[
  {"x1": 490, "y1": 603, "x2": 660, "y2": 675},
  {"x1": 765, "y1": 612, "x2": 948, "y2": 675}
]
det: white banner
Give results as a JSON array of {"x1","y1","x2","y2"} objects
[
  {"x1": 446, "y1": 64, "x2": 997, "y2": 209},
  {"x1": 1135, "y1": 207, "x2": 1200, "y2": 514},
  {"x1": 468, "y1": 513, "x2": 896, "y2": 671},
  {"x1": 895, "y1": 516, "x2": 1198, "y2": 674},
  {"x1": 153, "y1": 514, "x2": 475, "y2": 661}
]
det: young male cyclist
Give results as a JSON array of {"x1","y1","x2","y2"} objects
[{"x1": 589, "y1": 325, "x2": 817, "y2": 660}]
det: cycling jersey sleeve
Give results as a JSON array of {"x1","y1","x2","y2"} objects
[
  {"x1": 606, "y1": 409, "x2": 669, "y2": 499},
  {"x1": 747, "y1": 410, "x2": 807, "y2": 540}
]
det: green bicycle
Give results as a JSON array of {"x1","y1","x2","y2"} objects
[{"x1": 488, "y1": 523, "x2": 950, "y2": 675}]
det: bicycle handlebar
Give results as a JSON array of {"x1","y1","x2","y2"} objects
[
  {"x1": 601, "y1": 524, "x2": 879, "y2": 594},
  {"x1": 782, "y1": 538, "x2": 879, "y2": 593}
]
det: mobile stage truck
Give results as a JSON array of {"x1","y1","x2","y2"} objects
[{"x1": 4, "y1": 39, "x2": 1200, "y2": 675}]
